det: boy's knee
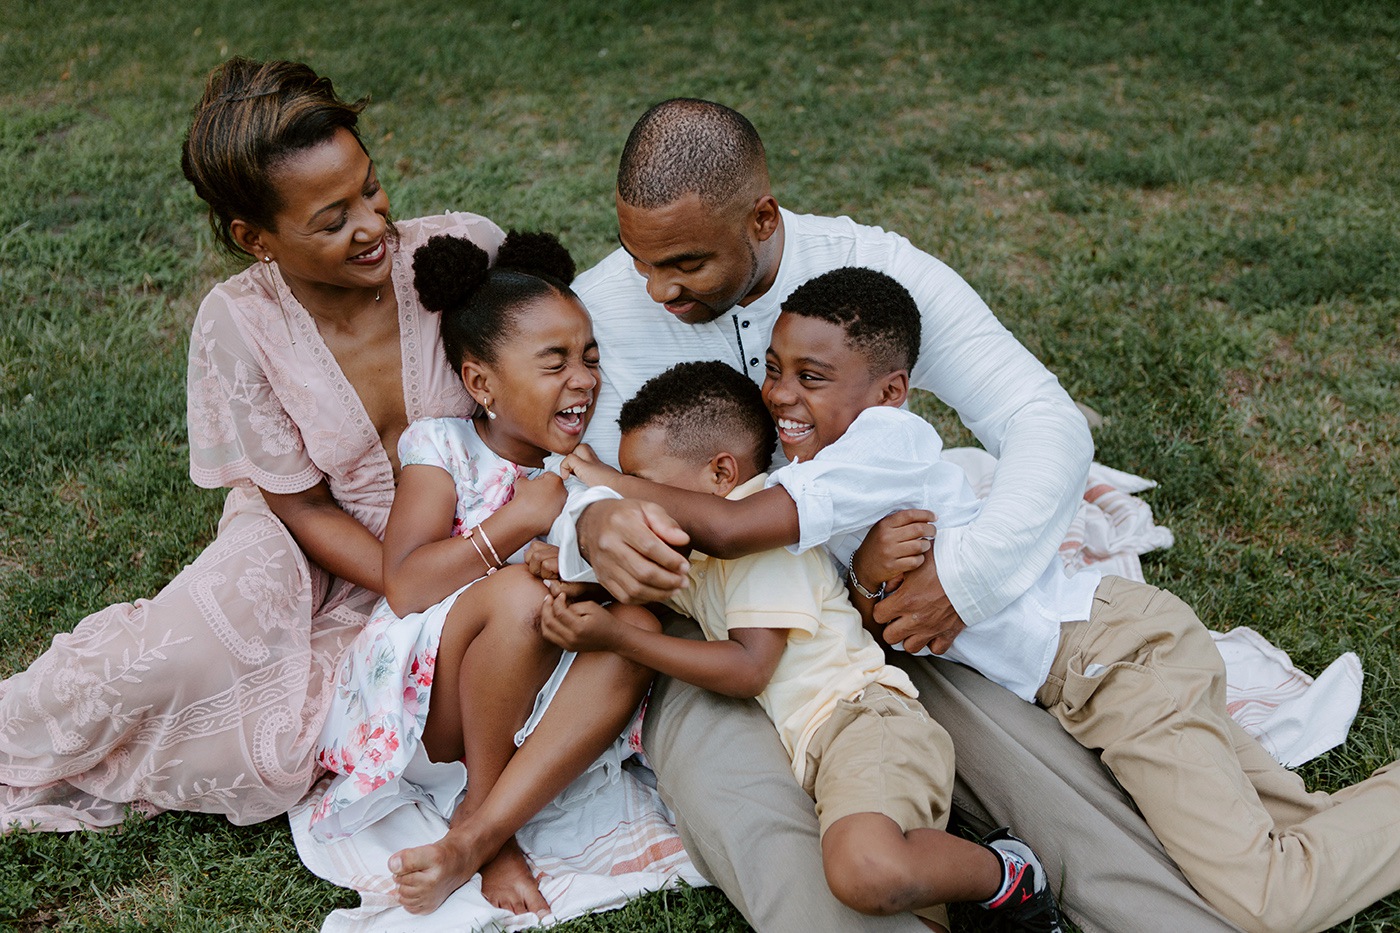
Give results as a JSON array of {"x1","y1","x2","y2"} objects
[
  {"x1": 823, "y1": 840, "x2": 914, "y2": 916},
  {"x1": 1155, "y1": 594, "x2": 1227, "y2": 680}
]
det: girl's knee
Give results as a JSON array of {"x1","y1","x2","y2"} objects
[
  {"x1": 482, "y1": 566, "x2": 549, "y2": 613},
  {"x1": 460, "y1": 566, "x2": 552, "y2": 646}
]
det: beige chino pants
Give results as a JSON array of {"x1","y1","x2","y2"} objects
[
  {"x1": 1037, "y1": 575, "x2": 1400, "y2": 933},
  {"x1": 646, "y1": 608, "x2": 1242, "y2": 933}
]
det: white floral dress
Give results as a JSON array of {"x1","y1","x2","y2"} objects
[{"x1": 310, "y1": 417, "x2": 565, "y2": 839}]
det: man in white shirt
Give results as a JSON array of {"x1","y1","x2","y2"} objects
[{"x1": 563, "y1": 98, "x2": 1239, "y2": 933}]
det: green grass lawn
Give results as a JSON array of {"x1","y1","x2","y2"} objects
[{"x1": 2, "y1": 0, "x2": 1397, "y2": 929}]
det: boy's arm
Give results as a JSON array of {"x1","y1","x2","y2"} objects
[
  {"x1": 608, "y1": 478, "x2": 799, "y2": 560},
  {"x1": 845, "y1": 508, "x2": 937, "y2": 634},
  {"x1": 563, "y1": 445, "x2": 800, "y2": 559},
  {"x1": 540, "y1": 591, "x2": 786, "y2": 699}
]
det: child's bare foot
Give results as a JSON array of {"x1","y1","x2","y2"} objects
[
  {"x1": 388, "y1": 830, "x2": 488, "y2": 915},
  {"x1": 480, "y1": 837, "x2": 550, "y2": 916}
]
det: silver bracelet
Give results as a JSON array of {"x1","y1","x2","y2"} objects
[{"x1": 847, "y1": 552, "x2": 886, "y2": 601}]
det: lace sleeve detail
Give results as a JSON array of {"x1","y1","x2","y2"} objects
[{"x1": 186, "y1": 286, "x2": 322, "y2": 493}]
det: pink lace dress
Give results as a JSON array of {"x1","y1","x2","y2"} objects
[{"x1": 0, "y1": 212, "x2": 503, "y2": 830}]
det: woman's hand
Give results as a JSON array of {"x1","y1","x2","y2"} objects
[{"x1": 561, "y1": 443, "x2": 624, "y2": 488}]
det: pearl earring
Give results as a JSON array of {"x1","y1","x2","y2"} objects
[{"x1": 482, "y1": 399, "x2": 497, "y2": 421}]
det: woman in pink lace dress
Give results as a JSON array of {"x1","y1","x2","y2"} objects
[{"x1": 0, "y1": 58, "x2": 497, "y2": 830}]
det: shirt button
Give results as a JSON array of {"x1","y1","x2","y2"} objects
[
  {"x1": 750, "y1": 357, "x2": 759, "y2": 366},
  {"x1": 741, "y1": 320, "x2": 750, "y2": 328}
]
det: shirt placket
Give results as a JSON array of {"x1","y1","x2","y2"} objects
[{"x1": 730, "y1": 313, "x2": 760, "y2": 381}]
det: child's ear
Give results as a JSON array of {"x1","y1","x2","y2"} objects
[
  {"x1": 877, "y1": 370, "x2": 910, "y2": 408},
  {"x1": 461, "y1": 361, "x2": 493, "y2": 411},
  {"x1": 708, "y1": 451, "x2": 741, "y2": 497}
]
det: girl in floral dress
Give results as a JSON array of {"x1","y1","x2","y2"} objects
[{"x1": 312, "y1": 231, "x2": 658, "y2": 916}]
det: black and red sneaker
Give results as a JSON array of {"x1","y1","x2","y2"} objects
[{"x1": 980, "y1": 827, "x2": 1066, "y2": 933}]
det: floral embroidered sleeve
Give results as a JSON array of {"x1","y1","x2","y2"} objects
[
  {"x1": 186, "y1": 287, "x2": 322, "y2": 494},
  {"x1": 397, "y1": 418, "x2": 455, "y2": 472}
]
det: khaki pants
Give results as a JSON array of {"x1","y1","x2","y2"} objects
[
  {"x1": 1037, "y1": 575, "x2": 1400, "y2": 933},
  {"x1": 645, "y1": 609, "x2": 1241, "y2": 933}
]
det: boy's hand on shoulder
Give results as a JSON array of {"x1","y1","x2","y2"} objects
[
  {"x1": 540, "y1": 586, "x2": 620, "y2": 653},
  {"x1": 561, "y1": 444, "x2": 622, "y2": 488}
]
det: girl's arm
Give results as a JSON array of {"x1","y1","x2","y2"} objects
[
  {"x1": 540, "y1": 592, "x2": 786, "y2": 699},
  {"x1": 383, "y1": 466, "x2": 565, "y2": 616},
  {"x1": 264, "y1": 481, "x2": 385, "y2": 594}
]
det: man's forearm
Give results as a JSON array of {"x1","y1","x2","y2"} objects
[{"x1": 936, "y1": 397, "x2": 1092, "y2": 623}]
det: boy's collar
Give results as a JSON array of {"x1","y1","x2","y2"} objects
[{"x1": 725, "y1": 473, "x2": 770, "y2": 501}]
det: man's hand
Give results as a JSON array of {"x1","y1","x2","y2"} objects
[
  {"x1": 851, "y1": 509, "x2": 936, "y2": 593},
  {"x1": 873, "y1": 549, "x2": 966, "y2": 655},
  {"x1": 576, "y1": 498, "x2": 690, "y2": 603},
  {"x1": 560, "y1": 443, "x2": 623, "y2": 488},
  {"x1": 540, "y1": 589, "x2": 619, "y2": 653}
]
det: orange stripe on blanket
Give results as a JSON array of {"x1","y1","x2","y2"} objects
[{"x1": 610, "y1": 836, "x2": 687, "y2": 875}]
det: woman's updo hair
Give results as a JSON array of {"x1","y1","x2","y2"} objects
[
  {"x1": 181, "y1": 57, "x2": 369, "y2": 258},
  {"x1": 413, "y1": 231, "x2": 578, "y2": 371}
]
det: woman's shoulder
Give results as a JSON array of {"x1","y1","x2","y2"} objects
[
  {"x1": 190, "y1": 262, "x2": 281, "y2": 339},
  {"x1": 393, "y1": 212, "x2": 506, "y2": 258}
]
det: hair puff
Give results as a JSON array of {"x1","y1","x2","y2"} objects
[
  {"x1": 495, "y1": 230, "x2": 576, "y2": 286},
  {"x1": 412, "y1": 234, "x2": 491, "y2": 314}
]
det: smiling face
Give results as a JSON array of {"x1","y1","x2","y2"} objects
[
  {"x1": 238, "y1": 127, "x2": 392, "y2": 296},
  {"x1": 469, "y1": 292, "x2": 600, "y2": 467},
  {"x1": 761, "y1": 312, "x2": 907, "y2": 463},
  {"x1": 616, "y1": 191, "x2": 781, "y2": 325}
]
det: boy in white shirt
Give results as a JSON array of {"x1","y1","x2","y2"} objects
[
  {"x1": 540, "y1": 361, "x2": 1065, "y2": 933},
  {"x1": 555, "y1": 266, "x2": 1400, "y2": 933}
]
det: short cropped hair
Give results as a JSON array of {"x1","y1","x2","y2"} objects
[
  {"x1": 618, "y1": 361, "x2": 777, "y2": 476},
  {"x1": 616, "y1": 98, "x2": 767, "y2": 211},
  {"x1": 780, "y1": 267, "x2": 922, "y2": 374}
]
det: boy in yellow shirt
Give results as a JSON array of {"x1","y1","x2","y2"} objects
[{"x1": 540, "y1": 360, "x2": 1063, "y2": 933}]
